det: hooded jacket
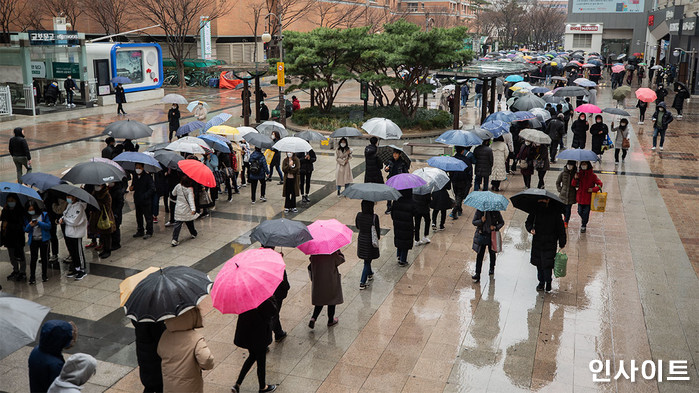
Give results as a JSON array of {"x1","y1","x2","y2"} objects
[
  {"x1": 28, "y1": 320, "x2": 75, "y2": 393},
  {"x1": 651, "y1": 103, "x2": 674, "y2": 131},
  {"x1": 363, "y1": 144, "x2": 384, "y2": 184},
  {"x1": 157, "y1": 307, "x2": 214, "y2": 393},
  {"x1": 556, "y1": 164, "x2": 577, "y2": 205},
  {"x1": 61, "y1": 201, "x2": 88, "y2": 239},
  {"x1": 356, "y1": 200, "x2": 380, "y2": 260},
  {"x1": 247, "y1": 150, "x2": 270, "y2": 181},
  {"x1": 47, "y1": 353, "x2": 97, "y2": 393},
  {"x1": 9, "y1": 128, "x2": 31, "y2": 159},
  {"x1": 390, "y1": 189, "x2": 416, "y2": 250},
  {"x1": 571, "y1": 166, "x2": 603, "y2": 205}
]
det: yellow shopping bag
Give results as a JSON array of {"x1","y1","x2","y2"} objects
[
  {"x1": 591, "y1": 191, "x2": 607, "y2": 212},
  {"x1": 263, "y1": 149, "x2": 274, "y2": 165}
]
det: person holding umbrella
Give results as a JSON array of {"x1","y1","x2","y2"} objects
[
  {"x1": 193, "y1": 101, "x2": 208, "y2": 122},
  {"x1": 281, "y1": 152, "x2": 300, "y2": 213},
  {"x1": 469, "y1": 205, "x2": 504, "y2": 283},
  {"x1": 170, "y1": 176, "x2": 198, "y2": 246},
  {"x1": 335, "y1": 137, "x2": 353, "y2": 196},
  {"x1": 651, "y1": 102, "x2": 673, "y2": 151},
  {"x1": 611, "y1": 118, "x2": 631, "y2": 164},
  {"x1": 525, "y1": 197, "x2": 567, "y2": 292},
  {"x1": 168, "y1": 104, "x2": 181, "y2": 142},
  {"x1": 308, "y1": 249, "x2": 345, "y2": 328},
  {"x1": 296, "y1": 148, "x2": 316, "y2": 203},
  {"x1": 2, "y1": 194, "x2": 27, "y2": 281},
  {"x1": 364, "y1": 137, "x2": 383, "y2": 184},
  {"x1": 391, "y1": 189, "x2": 416, "y2": 267},
  {"x1": 636, "y1": 99, "x2": 648, "y2": 125},
  {"x1": 571, "y1": 113, "x2": 589, "y2": 149},
  {"x1": 115, "y1": 83, "x2": 127, "y2": 115},
  {"x1": 589, "y1": 115, "x2": 609, "y2": 160},
  {"x1": 571, "y1": 161, "x2": 602, "y2": 233},
  {"x1": 672, "y1": 83, "x2": 689, "y2": 119},
  {"x1": 384, "y1": 148, "x2": 408, "y2": 214},
  {"x1": 556, "y1": 161, "x2": 578, "y2": 227},
  {"x1": 356, "y1": 200, "x2": 380, "y2": 289},
  {"x1": 130, "y1": 163, "x2": 155, "y2": 239},
  {"x1": 60, "y1": 194, "x2": 88, "y2": 280},
  {"x1": 88, "y1": 184, "x2": 115, "y2": 259},
  {"x1": 248, "y1": 146, "x2": 270, "y2": 204},
  {"x1": 24, "y1": 201, "x2": 50, "y2": 285}
]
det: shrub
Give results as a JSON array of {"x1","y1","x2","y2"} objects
[{"x1": 291, "y1": 105, "x2": 452, "y2": 132}]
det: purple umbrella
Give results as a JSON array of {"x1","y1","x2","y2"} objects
[{"x1": 386, "y1": 173, "x2": 427, "y2": 191}]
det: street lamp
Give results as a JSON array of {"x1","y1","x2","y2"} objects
[
  {"x1": 263, "y1": 11, "x2": 286, "y2": 125},
  {"x1": 672, "y1": 48, "x2": 697, "y2": 93}
]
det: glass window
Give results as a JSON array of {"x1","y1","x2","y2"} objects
[
  {"x1": 573, "y1": 34, "x2": 592, "y2": 48},
  {"x1": 407, "y1": 2, "x2": 418, "y2": 12},
  {"x1": 115, "y1": 50, "x2": 144, "y2": 84}
]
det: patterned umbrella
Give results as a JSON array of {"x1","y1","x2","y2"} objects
[
  {"x1": 435, "y1": 129, "x2": 483, "y2": 147},
  {"x1": 519, "y1": 129, "x2": 552, "y2": 144},
  {"x1": 464, "y1": 191, "x2": 509, "y2": 211}
]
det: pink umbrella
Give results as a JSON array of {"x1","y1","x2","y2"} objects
[
  {"x1": 575, "y1": 104, "x2": 601, "y2": 113},
  {"x1": 297, "y1": 219, "x2": 352, "y2": 255},
  {"x1": 635, "y1": 88, "x2": 657, "y2": 103},
  {"x1": 211, "y1": 248, "x2": 285, "y2": 314},
  {"x1": 611, "y1": 65, "x2": 624, "y2": 73}
]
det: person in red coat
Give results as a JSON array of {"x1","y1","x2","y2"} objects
[
  {"x1": 291, "y1": 96, "x2": 301, "y2": 112},
  {"x1": 571, "y1": 161, "x2": 602, "y2": 233}
]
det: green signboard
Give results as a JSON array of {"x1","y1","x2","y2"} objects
[{"x1": 52, "y1": 62, "x2": 80, "y2": 78}]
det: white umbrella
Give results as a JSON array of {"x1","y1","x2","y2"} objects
[
  {"x1": 237, "y1": 126, "x2": 259, "y2": 137},
  {"x1": 161, "y1": 94, "x2": 188, "y2": 105},
  {"x1": 166, "y1": 136, "x2": 212, "y2": 154},
  {"x1": 530, "y1": 107, "x2": 552, "y2": 122},
  {"x1": 513, "y1": 81, "x2": 533, "y2": 90},
  {"x1": 412, "y1": 167, "x2": 450, "y2": 195},
  {"x1": 187, "y1": 101, "x2": 209, "y2": 112},
  {"x1": 362, "y1": 117, "x2": 402, "y2": 140},
  {"x1": 257, "y1": 121, "x2": 288, "y2": 137},
  {"x1": 519, "y1": 128, "x2": 552, "y2": 144},
  {"x1": 272, "y1": 136, "x2": 313, "y2": 153}
]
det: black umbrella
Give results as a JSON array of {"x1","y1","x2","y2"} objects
[
  {"x1": 245, "y1": 133, "x2": 275, "y2": 149},
  {"x1": 294, "y1": 130, "x2": 327, "y2": 142},
  {"x1": 330, "y1": 127, "x2": 363, "y2": 138},
  {"x1": 510, "y1": 95, "x2": 546, "y2": 111},
  {"x1": 153, "y1": 150, "x2": 183, "y2": 170},
  {"x1": 21, "y1": 172, "x2": 64, "y2": 192},
  {"x1": 50, "y1": 184, "x2": 99, "y2": 210},
  {"x1": 602, "y1": 108, "x2": 630, "y2": 116},
  {"x1": 377, "y1": 145, "x2": 411, "y2": 167},
  {"x1": 123, "y1": 266, "x2": 212, "y2": 322},
  {"x1": 553, "y1": 86, "x2": 589, "y2": 97},
  {"x1": 510, "y1": 188, "x2": 565, "y2": 214},
  {"x1": 674, "y1": 81, "x2": 688, "y2": 91},
  {"x1": 61, "y1": 161, "x2": 126, "y2": 185},
  {"x1": 341, "y1": 183, "x2": 401, "y2": 202},
  {"x1": 249, "y1": 218, "x2": 313, "y2": 247},
  {"x1": 103, "y1": 119, "x2": 153, "y2": 140},
  {"x1": 542, "y1": 95, "x2": 563, "y2": 104}
]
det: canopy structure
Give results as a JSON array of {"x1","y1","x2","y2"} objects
[{"x1": 213, "y1": 63, "x2": 268, "y2": 126}]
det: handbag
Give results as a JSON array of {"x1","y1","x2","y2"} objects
[
  {"x1": 263, "y1": 149, "x2": 274, "y2": 165},
  {"x1": 590, "y1": 190, "x2": 607, "y2": 212},
  {"x1": 97, "y1": 207, "x2": 113, "y2": 230},
  {"x1": 622, "y1": 137, "x2": 630, "y2": 149},
  {"x1": 370, "y1": 215, "x2": 379, "y2": 248},
  {"x1": 198, "y1": 188, "x2": 213, "y2": 207},
  {"x1": 554, "y1": 252, "x2": 568, "y2": 278},
  {"x1": 491, "y1": 230, "x2": 502, "y2": 253},
  {"x1": 519, "y1": 160, "x2": 529, "y2": 169}
]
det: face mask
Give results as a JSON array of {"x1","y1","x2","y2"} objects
[
  {"x1": 580, "y1": 164, "x2": 588, "y2": 170},
  {"x1": 566, "y1": 165, "x2": 574, "y2": 170},
  {"x1": 525, "y1": 141, "x2": 532, "y2": 146},
  {"x1": 7, "y1": 202, "x2": 16, "y2": 208},
  {"x1": 66, "y1": 198, "x2": 73, "y2": 204},
  {"x1": 596, "y1": 120, "x2": 602, "y2": 123},
  {"x1": 620, "y1": 123, "x2": 627, "y2": 129},
  {"x1": 659, "y1": 108, "x2": 664, "y2": 112},
  {"x1": 27, "y1": 210, "x2": 35, "y2": 216},
  {"x1": 580, "y1": 117, "x2": 585, "y2": 121},
  {"x1": 340, "y1": 143, "x2": 346, "y2": 148},
  {"x1": 286, "y1": 152, "x2": 293, "y2": 158},
  {"x1": 94, "y1": 185, "x2": 102, "y2": 191},
  {"x1": 135, "y1": 168, "x2": 143, "y2": 175}
]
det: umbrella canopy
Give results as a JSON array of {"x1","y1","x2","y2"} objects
[
  {"x1": 113, "y1": 152, "x2": 162, "y2": 173},
  {"x1": 556, "y1": 148, "x2": 599, "y2": 162},
  {"x1": 153, "y1": 150, "x2": 183, "y2": 170},
  {"x1": 531, "y1": 87, "x2": 550, "y2": 94},
  {"x1": 295, "y1": 130, "x2": 327, "y2": 142},
  {"x1": 469, "y1": 126, "x2": 495, "y2": 140},
  {"x1": 464, "y1": 191, "x2": 509, "y2": 211},
  {"x1": 110, "y1": 76, "x2": 132, "y2": 84},
  {"x1": 511, "y1": 111, "x2": 537, "y2": 121},
  {"x1": 611, "y1": 65, "x2": 625, "y2": 73},
  {"x1": 330, "y1": 127, "x2": 363, "y2": 138},
  {"x1": 510, "y1": 188, "x2": 565, "y2": 214},
  {"x1": 297, "y1": 219, "x2": 353, "y2": 255},
  {"x1": 427, "y1": 156, "x2": 467, "y2": 172},
  {"x1": 574, "y1": 79, "x2": 597, "y2": 87},
  {"x1": 377, "y1": 145, "x2": 411, "y2": 166},
  {"x1": 551, "y1": 76, "x2": 567, "y2": 82},
  {"x1": 542, "y1": 95, "x2": 564, "y2": 104},
  {"x1": 505, "y1": 75, "x2": 524, "y2": 82},
  {"x1": 178, "y1": 160, "x2": 216, "y2": 187},
  {"x1": 250, "y1": 218, "x2": 313, "y2": 247},
  {"x1": 198, "y1": 134, "x2": 231, "y2": 153},
  {"x1": 510, "y1": 95, "x2": 546, "y2": 111},
  {"x1": 167, "y1": 136, "x2": 212, "y2": 154},
  {"x1": 62, "y1": 161, "x2": 126, "y2": 185},
  {"x1": 204, "y1": 113, "x2": 233, "y2": 132},
  {"x1": 176, "y1": 121, "x2": 206, "y2": 137},
  {"x1": 650, "y1": 65, "x2": 663, "y2": 70},
  {"x1": 602, "y1": 108, "x2": 630, "y2": 116},
  {"x1": 553, "y1": 86, "x2": 589, "y2": 97},
  {"x1": 485, "y1": 111, "x2": 514, "y2": 123},
  {"x1": 612, "y1": 86, "x2": 632, "y2": 101},
  {"x1": 635, "y1": 88, "x2": 657, "y2": 103},
  {"x1": 341, "y1": 183, "x2": 401, "y2": 202},
  {"x1": 146, "y1": 142, "x2": 171, "y2": 152},
  {"x1": 575, "y1": 104, "x2": 601, "y2": 113},
  {"x1": 530, "y1": 108, "x2": 552, "y2": 122},
  {"x1": 211, "y1": 248, "x2": 285, "y2": 314},
  {"x1": 435, "y1": 129, "x2": 483, "y2": 146},
  {"x1": 257, "y1": 121, "x2": 288, "y2": 137},
  {"x1": 21, "y1": 172, "x2": 64, "y2": 192},
  {"x1": 89, "y1": 157, "x2": 127, "y2": 177},
  {"x1": 412, "y1": 167, "x2": 450, "y2": 195},
  {"x1": 0, "y1": 297, "x2": 50, "y2": 359},
  {"x1": 386, "y1": 173, "x2": 427, "y2": 190},
  {"x1": 237, "y1": 126, "x2": 259, "y2": 137},
  {"x1": 362, "y1": 118, "x2": 402, "y2": 140},
  {"x1": 103, "y1": 120, "x2": 153, "y2": 140},
  {"x1": 245, "y1": 132, "x2": 275, "y2": 149},
  {"x1": 49, "y1": 184, "x2": 99, "y2": 209},
  {"x1": 272, "y1": 136, "x2": 313, "y2": 153},
  {"x1": 519, "y1": 129, "x2": 552, "y2": 144},
  {"x1": 0, "y1": 182, "x2": 42, "y2": 207},
  {"x1": 513, "y1": 81, "x2": 533, "y2": 90},
  {"x1": 187, "y1": 101, "x2": 209, "y2": 112},
  {"x1": 207, "y1": 125, "x2": 239, "y2": 136},
  {"x1": 124, "y1": 266, "x2": 212, "y2": 322},
  {"x1": 161, "y1": 94, "x2": 188, "y2": 105},
  {"x1": 120, "y1": 267, "x2": 160, "y2": 307}
]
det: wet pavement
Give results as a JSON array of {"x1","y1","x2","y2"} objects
[{"x1": 0, "y1": 82, "x2": 698, "y2": 393}]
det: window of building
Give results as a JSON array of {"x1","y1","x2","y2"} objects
[
  {"x1": 406, "y1": 2, "x2": 418, "y2": 12},
  {"x1": 116, "y1": 50, "x2": 144, "y2": 83},
  {"x1": 572, "y1": 34, "x2": 592, "y2": 48}
]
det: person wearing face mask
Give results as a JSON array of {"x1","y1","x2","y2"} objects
[
  {"x1": 296, "y1": 149, "x2": 316, "y2": 203},
  {"x1": 193, "y1": 101, "x2": 208, "y2": 121},
  {"x1": 335, "y1": 137, "x2": 353, "y2": 196},
  {"x1": 589, "y1": 115, "x2": 608, "y2": 159},
  {"x1": 473, "y1": 139, "x2": 493, "y2": 191},
  {"x1": 115, "y1": 82, "x2": 127, "y2": 114},
  {"x1": 556, "y1": 161, "x2": 578, "y2": 227},
  {"x1": 268, "y1": 131, "x2": 284, "y2": 184},
  {"x1": 571, "y1": 161, "x2": 602, "y2": 233},
  {"x1": 471, "y1": 208, "x2": 504, "y2": 282},
  {"x1": 570, "y1": 113, "x2": 589, "y2": 149},
  {"x1": 88, "y1": 185, "x2": 115, "y2": 259},
  {"x1": 24, "y1": 201, "x2": 51, "y2": 284},
  {"x1": 650, "y1": 102, "x2": 674, "y2": 151},
  {"x1": 384, "y1": 148, "x2": 409, "y2": 213},
  {"x1": 64, "y1": 75, "x2": 77, "y2": 108},
  {"x1": 9, "y1": 126, "x2": 32, "y2": 182},
  {"x1": 525, "y1": 198, "x2": 567, "y2": 292},
  {"x1": 517, "y1": 140, "x2": 536, "y2": 188},
  {"x1": 611, "y1": 119, "x2": 631, "y2": 164},
  {"x1": 2, "y1": 194, "x2": 27, "y2": 282},
  {"x1": 168, "y1": 103, "x2": 181, "y2": 141},
  {"x1": 60, "y1": 195, "x2": 88, "y2": 280},
  {"x1": 28, "y1": 320, "x2": 79, "y2": 393},
  {"x1": 281, "y1": 152, "x2": 300, "y2": 213},
  {"x1": 130, "y1": 163, "x2": 155, "y2": 239}
]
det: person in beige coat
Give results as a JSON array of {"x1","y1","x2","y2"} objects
[
  {"x1": 335, "y1": 137, "x2": 352, "y2": 195},
  {"x1": 193, "y1": 102, "x2": 208, "y2": 122},
  {"x1": 157, "y1": 307, "x2": 214, "y2": 393},
  {"x1": 489, "y1": 136, "x2": 509, "y2": 191}
]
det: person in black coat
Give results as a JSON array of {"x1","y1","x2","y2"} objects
[
  {"x1": 471, "y1": 208, "x2": 504, "y2": 282},
  {"x1": 9, "y1": 126, "x2": 32, "y2": 182},
  {"x1": 232, "y1": 297, "x2": 278, "y2": 393},
  {"x1": 450, "y1": 146, "x2": 474, "y2": 219},
  {"x1": 130, "y1": 164, "x2": 155, "y2": 238},
  {"x1": 413, "y1": 192, "x2": 431, "y2": 245},
  {"x1": 259, "y1": 245, "x2": 290, "y2": 343},
  {"x1": 473, "y1": 140, "x2": 493, "y2": 191},
  {"x1": 391, "y1": 189, "x2": 415, "y2": 266},
  {"x1": 64, "y1": 75, "x2": 78, "y2": 107},
  {"x1": 383, "y1": 150, "x2": 408, "y2": 214},
  {"x1": 546, "y1": 114, "x2": 565, "y2": 162},
  {"x1": 651, "y1": 102, "x2": 673, "y2": 150},
  {"x1": 2, "y1": 194, "x2": 27, "y2": 281},
  {"x1": 655, "y1": 84, "x2": 668, "y2": 104},
  {"x1": 260, "y1": 102, "x2": 270, "y2": 121},
  {"x1": 167, "y1": 104, "x2": 180, "y2": 141},
  {"x1": 525, "y1": 198, "x2": 567, "y2": 292},
  {"x1": 132, "y1": 320, "x2": 166, "y2": 393},
  {"x1": 364, "y1": 137, "x2": 383, "y2": 184},
  {"x1": 356, "y1": 200, "x2": 380, "y2": 289},
  {"x1": 109, "y1": 179, "x2": 126, "y2": 250},
  {"x1": 115, "y1": 83, "x2": 127, "y2": 114},
  {"x1": 589, "y1": 115, "x2": 608, "y2": 157},
  {"x1": 123, "y1": 139, "x2": 138, "y2": 152},
  {"x1": 430, "y1": 182, "x2": 451, "y2": 230},
  {"x1": 102, "y1": 137, "x2": 116, "y2": 159},
  {"x1": 672, "y1": 84, "x2": 689, "y2": 118},
  {"x1": 570, "y1": 113, "x2": 589, "y2": 149},
  {"x1": 267, "y1": 131, "x2": 283, "y2": 183},
  {"x1": 296, "y1": 149, "x2": 316, "y2": 203}
]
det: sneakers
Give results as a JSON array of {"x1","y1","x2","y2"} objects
[
  {"x1": 191, "y1": 234, "x2": 197, "y2": 239},
  {"x1": 275, "y1": 331, "x2": 288, "y2": 343},
  {"x1": 29, "y1": 277, "x2": 36, "y2": 285},
  {"x1": 359, "y1": 283, "x2": 369, "y2": 290},
  {"x1": 580, "y1": 226, "x2": 586, "y2": 233},
  {"x1": 143, "y1": 234, "x2": 153, "y2": 239},
  {"x1": 164, "y1": 221, "x2": 174, "y2": 227},
  {"x1": 260, "y1": 196, "x2": 267, "y2": 202},
  {"x1": 291, "y1": 208, "x2": 298, "y2": 213},
  {"x1": 251, "y1": 200, "x2": 256, "y2": 204},
  {"x1": 638, "y1": 121, "x2": 644, "y2": 125},
  {"x1": 133, "y1": 232, "x2": 145, "y2": 238},
  {"x1": 421, "y1": 237, "x2": 431, "y2": 244},
  {"x1": 367, "y1": 274, "x2": 374, "y2": 281},
  {"x1": 545, "y1": 282, "x2": 552, "y2": 292},
  {"x1": 414, "y1": 240, "x2": 422, "y2": 247},
  {"x1": 659, "y1": 146, "x2": 664, "y2": 151},
  {"x1": 437, "y1": 226, "x2": 446, "y2": 231},
  {"x1": 7, "y1": 271, "x2": 18, "y2": 280},
  {"x1": 74, "y1": 271, "x2": 87, "y2": 280},
  {"x1": 327, "y1": 317, "x2": 339, "y2": 327},
  {"x1": 651, "y1": 146, "x2": 656, "y2": 151},
  {"x1": 49, "y1": 255, "x2": 58, "y2": 262},
  {"x1": 85, "y1": 242, "x2": 97, "y2": 249},
  {"x1": 98, "y1": 251, "x2": 111, "y2": 259},
  {"x1": 172, "y1": 240, "x2": 179, "y2": 247},
  {"x1": 536, "y1": 283, "x2": 544, "y2": 291},
  {"x1": 308, "y1": 318, "x2": 316, "y2": 329},
  {"x1": 398, "y1": 261, "x2": 408, "y2": 267},
  {"x1": 677, "y1": 115, "x2": 683, "y2": 119},
  {"x1": 284, "y1": 208, "x2": 289, "y2": 213},
  {"x1": 432, "y1": 224, "x2": 437, "y2": 229},
  {"x1": 471, "y1": 274, "x2": 480, "y2": 283},
  {"x1": 153, "y1": 216, "x2": 159, "y2": 223},
  {"x1": 66, "y1": 270, "x2": 78, "y2": 278}
]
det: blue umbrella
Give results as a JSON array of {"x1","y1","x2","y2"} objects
[
  {"x1": 464, "y1": 191, "x2": 509, "y2": 212},
  {"x1": 204, "y1": 113, "x2": 233, "y2": 132},
  {"x1": 20, "y1": 173, "x2": 64, "y2": 192},
  {"x1": 511, "y1": 111, "x2": 536, "y2": 121},
  {"x1": 435, "y1": 129, "x2": 483, "y2": 147},
  {"x1": 199, "y1": 134, "x2": 231, "y2": 153},
  {"x1": 110, "y1": 76, "x2": 132, "y2": 84},
  {"x1": 485, "y1": 111, "x2": 514, "y2": 123},
  {"x1": 531, "y1": 87, "x2": 550, "y2": 94},
  {"x1": 505, "y1": 75, "x2": 524, "y2": 82},
  {"x1": 556, "y1": 148, "x2": 599, "y2": 162},
  {"x1": 480, "y1": 120, "x2": 510, "y2": 138},
  {"x1": 0, "y1": 182, "x2": 42, "y2": 207},
  {"x1": 113, "y1": 152, "x2": 162, "y2": 173},
  {"x1": 176, "y1": 121, "x2": 205, "y2": 137},
  {"x1": 427, "y1": 156, "x2": 467, "y2": 172}
]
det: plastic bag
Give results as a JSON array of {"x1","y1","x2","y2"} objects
[
  {"x1": 491, "y1": 230, "x2": 502, "y2": 253},
  {"x1": 591, "y1": 191, "x2": 607, "y2": 212},
  {"x1": 554, "y1": 252, "x2": 568, "y2": 278},
  {"x1": 97, "y1": 207, "x2": 113, "y2": 231},
  {"x1": 263, "y1": 149, "x2": 274, "y2": 165}
]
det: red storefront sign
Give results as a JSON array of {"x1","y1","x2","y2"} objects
[{"x1": 648, "y1": 15, "x2": 655, "y2": 27}]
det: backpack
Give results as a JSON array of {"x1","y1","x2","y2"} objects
[{"x1": 249, "y1": 158, "x2": 262, "y2": 175}]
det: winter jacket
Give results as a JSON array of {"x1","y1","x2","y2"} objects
[
  {"x1": 589, "y1": 122, "x2": 609, "y2": 154},
  {"x1": 132, "y1": 320, "x2": 166, "y2": 393},
  {"x1": 1, "y1": 203, "x2": 26, "y2": 248},
  {"x1": 364, "y1": 144, "x2": 384, "y2": 184},
  {"x1": 335, "y1": 147, "x2": 353, "y2": 186},
  {"x1": 115, "y1": 85, "x2": 126, "y2": 104},
  {"x1": 517, "y1": 144, "x2": 536, "y2": 176},
  {"x1": 61, "y1": 201, "x2": 88, "y2": 239},
  {"x1": 203, "y1": 154, "x2": 218, "y2": 172},
  {"x1": 157, "y1": 308, "x2": 214, "y2": 393},
  {"x1": 101, "y1": 144, "x2": 115, "y2": 160},
  {"x1": 571, "y1": 119, "x2": 589, "y2": 141},
  {"x1": 556, "y1": 168, "x2": 577, "y2": 205},
  {"x1": 234, "y1": 298, "x2": 277, "y2": 350},
  {"x1": 297, "y1": 149, "x2": 316, "y2": 174},
  {"x1": 655, "y1": 87, "x2": 668, "y2": 102},
  {"x1": 471, "y1": 210, "x2": 504, "y2": 253},
  {"x1": 309, "y1": 251, "x2": 345, "y2": 306},
  {"x1": 9, "y1": 128, "x2": 31, "y2": 159},
  {"x1": 672, "y1": 89, "x2": 689, "y2": 110},
  {"x1": 88, "y1": 188, "x2": 115, "y2": 235},
  {"x1": 171, "y1": 184, "x2": 197, "y2": 221},
  {"x1": 413, "y1": 193, "x2": 431, "y2": 215},
  {"x1": 449, "y1": 152, "x2": 473, "y2": 186},
  {"x1": 64, "y1": 78, "x2": 77, "y2": 94},
  {"x1": 612, "y1": 124, "x2": 631, "y2": 149},
  {"x1": 571, "y1": 168, "x2": 602, "y2": 205},
  {"x1": 282, "y1": 156, "x2": 300, "y2": 196},
  {"x1": 545, "y1": 118, "x2": 565, "y2": 142},
  {"x1": 193, "y1": 106, "x2": 208, "y2": 121},
  {"x1": 385, "y1": 157, "x2": 408, "y2": 179},
  {"x1": 168, "y1": 108, "x2": 181, "y2": 130},
  {"x1": 247, "y1": 150, "x2": 270, "y2": 181},
  {"x1": 525, "y1": 206, "x2": 566, "y2": 269},
  {"x1": 473, "y1": 144, "x2": 493, "y2": 177},
  {"x1": 430, "y1": 183, "x2": 452, "y2": 211},
  {"x1": 132, "y1": 172, "x2": 155, "y2": 206},
  {"x1": 28, "y1": 320, "x2": 75, "y2": 393},
  {"x1": 356, "y1": 201, "x2": 380, "y2": 260},
  {"x1": 651, "y1": 103, "x2": 674, "y2": 131},
  {"x1": 24, "y1": 211, "x2": 51, "y2": 245},
  {"x1": 47, "y1": 353, "x2": 97, "y2": 393},
  {"x1": 390, "y1": 191, "x2": 415, "y2": 250},
  {"x1": 490, "y1": 141, "x2": 509, "y2": 181},
  {"x1": 273, "y1": 270, "x2": 290, "y2": 301}
]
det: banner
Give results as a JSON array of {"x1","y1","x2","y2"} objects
[
  {"x1": 277, "y1": 62, "x2": 285, "y2": 87},
  {"x1": 572, "y1": 0, "x2": 644, "y2": 13},
  {"x1": 200, "y1": 16, "x2": 212, "y2": 60}
]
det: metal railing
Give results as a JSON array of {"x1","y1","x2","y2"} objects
[
  {"x1": 23, "y1": 84, "x2": 35, "y2": 115},
  {"x1": 0, "y1": 85, "x2": 12, "y2": 116}
]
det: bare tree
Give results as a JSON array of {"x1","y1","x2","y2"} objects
[
  {"x1": 314, "y1": 1, "x2": 366, "y2": 29},
  {"x1": 84, "y1": 0, "x2": 129, "y2": 36},
  {"x1": 245, "y1": 0, "x2": 266, "y2": 62},
  {"x1": 40, "y1": 0, "x2": 84, "y2": 30},
  {"x1": 17, "y1": 6, "x2": 47, "y2": 32},
  {"x1": 479, "y1": 0, "x2": 523, "y2": 49},
  {"x1": 133, "y1": 0, "x2": 231, "y2": 88},
  {"x1": 265, "y1": 0, "x2": 313, "y2": 35},
  {"x1": 0, "y1": 0, "x2": 24, "y2": 42}
]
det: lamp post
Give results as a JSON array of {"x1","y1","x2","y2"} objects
[
  {"x1": 262, "y1": 11, "x2": 285, "y2": 126},
  {"x1": 673, "y1": 47, "x2": 697, "y2": 93}
]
